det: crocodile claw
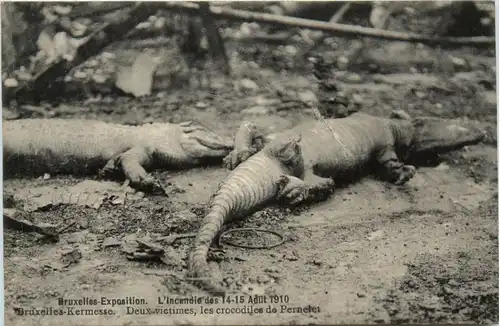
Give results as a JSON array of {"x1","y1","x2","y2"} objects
[
  {"x1": 223, "y1": 149, "x2": 255, "y2": 170},
  {"x1": 394, "y1": 165, "x2": 416, "y2": 185},
  {"x1": 135, "y1": 175, "x2": 167, "y2": 196},
  {"x1": 276, "y1": 175, "x2": 309, "y2": 205}
]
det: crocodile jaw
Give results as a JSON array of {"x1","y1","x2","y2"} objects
[
  {"x1": 177, "y1": 121, "x2": 234, "y2": 159},
  {"x1": 180, "y1": 132, "x2": 233, "y2": 159},
  {"x1": 407, "y1": 117, "x2": 486, "y2": 160}
]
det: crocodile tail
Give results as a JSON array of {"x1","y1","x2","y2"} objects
[
  {"x1": 189, "y1": 201, "x2": 230, "y2": 296},
  {"x1": 189, "y1": 154, "x2": 282, "y2": 295}
]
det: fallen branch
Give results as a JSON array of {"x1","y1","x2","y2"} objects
[
  {"x1": 161, "y1": 2, "x2": 495, "y2": 47},
  {"x1": 66, "y1": 2, "x2": 133, "y2": 19},
  {"x1": 4, "y1": 208, "x2": 59, "y2": 238},
  {"x1": 4, "y1": 2, "x2": 161, "y2": 104}
]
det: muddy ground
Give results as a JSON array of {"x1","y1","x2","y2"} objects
[{"x1": 3, "y1": 15, "x2": 498, "y2": 326}]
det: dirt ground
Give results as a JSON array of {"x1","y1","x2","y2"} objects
[{"x1": 3, "y1": 14, "x2": 498, "y2": 325}]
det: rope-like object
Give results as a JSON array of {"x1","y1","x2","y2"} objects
[
  {"x1": 312, "y1": 106, "x2": 354, "y2": 158},
  {"x1": 218, "y1": 227, "x2": 286, "y2": 250}
]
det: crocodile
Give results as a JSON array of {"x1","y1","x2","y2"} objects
[
  {"x1": 188, "y1": 110, "x2": 485, "y2": 295},
  {"x1": 3, "y1": 119, "x2": 233, "y2": 194},
  {"x1": 188, "y1": 133, "x2": 305, "y2": 295}
]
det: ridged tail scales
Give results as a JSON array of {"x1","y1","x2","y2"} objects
[{"x1": 188, "y1": 134, "x2": 304, "y2": 296}]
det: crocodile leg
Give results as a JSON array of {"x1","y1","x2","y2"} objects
[
  {"x1": 101, "y1": 147, "x2": 166, "y2": 195},
  {"x1": 223, "y1": 121, "x2": 266, "y2": 170},
  {"x1": 277, "y1": 170, "x2": 335, "y2": 205},
  {"x1": 375, "y1": 147, "x2": 416, "y2": 185}
]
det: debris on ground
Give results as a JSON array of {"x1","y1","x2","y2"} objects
[
  {"x1": 12, "y1": 180, "x2": 145, "y2": 212},
  {"x1": 60, "y1": 247, "x2": 83, "y2": 266},
  {"x1": 2, "y1": 2, "x2": 497, "y2": 325},
  {"x1": 115, "y1": 52, "x2": 159, "y2": 97},
  {"x1": 3, "y1": 208, "x2": 59, "y2": 238}
]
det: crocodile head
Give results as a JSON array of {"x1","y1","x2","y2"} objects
[
  {"x1": 391, "y1": 110, "x2": 486, "y2": 165},
  {"x1": 266, "y1": 134, "x2": 305, "y2": 179},
  {"x1": 179, "y1": 121, "x2": 233, "y2": 160}
]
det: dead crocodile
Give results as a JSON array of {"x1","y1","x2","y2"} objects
[
  {"x1": 3, "y1": 119, "x2": 233, "y2": 194},
  {"x1": 188, "y1": 110, "x2": 485, "y2": 295}
]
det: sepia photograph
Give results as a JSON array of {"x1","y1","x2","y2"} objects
[{"x1": 2, "y1": 1, "x2": 497, "y2": 325}]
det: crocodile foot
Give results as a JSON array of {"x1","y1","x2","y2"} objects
[
  {"x1": 276, "y1": 175, "x2": 309, "y2": 205},
  {"x1": 223, "y1": 148, "x2": 256, "y2": 170},
  {"x1": 132, "y1": 175, "x2": 167, "y2": 196},
  {"x1": 394, "y1": 165, "x2": 416, "y2": 185},
  {"x1": 99, "y1": 159, "x2": 123, "y2": 180}
]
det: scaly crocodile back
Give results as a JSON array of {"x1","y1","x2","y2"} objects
[
  {"x1": 3, "y1": 119, "x2": 140, "y2": 176},
  {"x1": 188, "y1": 152, "x2": 288, "y2": 295}
]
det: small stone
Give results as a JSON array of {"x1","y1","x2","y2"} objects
[
  {"x1": 87, "y1": 59, "x2": 99, "y2": 67},
  {"x1": 73, "y1": 71, "x2": 87, "y2": 79},
  {"x1": 248, "y1": 61, "x2": 259, "y2": 69},
  {"x1": 414, "y1": 90, "x2": 427, "y2": 99},
  {"x1": 15, "y1": 71, "x2": 32, "y2": 81},
  {"x1": 195, "y1": 101, "x2": 208, "y2": 109},
  {"x1": 102, "y1": 237, "x2": 121, "y2": 248},
  {"x1": 101, "y1": 52, "x2": 116, "y2": 60},
  {"x1": 79, "y1": 219, "x2": 88, "y2": 229},
  {"x1": 352, "y1": 93, "x2": 363, "y2": 104},
  {"x1": 481, "y1": 17, "x2": 493, "y2": 27},
  {"x1": 298, "y1": 90, "x2": 318, "y2": 105},
  {"x1": 254, "y1": 96, "x2": 278, "y2": 106},
  {"x1": 418, "y1": 295, "x2": 440, "y2": 311},
  {"x1": 154, "y1": 17, "x2": 166, "y2": 29},
  {"x1": 4, "y1": 78, "x2": 18, "y2": 87},
  {"x1": 239, "y1": 22, "x2": 252, "y2": 37},
  {"x1": 435, "y1": 103, "x2": 443, "y2": 110},
  {"x1": 284, "y1": 45, "x2": 297, "y2": 56},
  {"x1": 136, "y1": 21, "x2": 151, "y2": 30},
  {"x1": 344, "y1": 73, "x2": 363, "y2": 84},
  {"x1": 323, "y1": 38, "x2": 337, "y2": 49},
  {"x1": 60, "y1": 248, "x2": 82, "y2": 265},
  {"x1": 241, "y1": 106, "x2": 269, "y2": 115},
  {"x1": 450, "y1": 56, "x2": 466, "y2": 68},
  {"x1": 52, "y1": 5, "x2": 72, "y2": 15},
  {"x1": 177, "y1": 209, "x2": 198, "y2": 223},
  {"x1": 111, "y1": 198, "x2": 124, "y2": 205},
  {"x1": 72, "y1": 28, "x2": 86, "y2": 38},
  {"x1": 337, "y1": 56, "x2": 349, "y2": 70},
  {"x1": 435, "y1": 163, "x2": 450, "y2": 171},
  {"x1": 239, "y1": 78, "x2": 258, "y2": 91},
  {"x1": 357, "y1": 292, "x2": 366, "y2": 298},
  {"x1": 442, "y1": 286, "x2": 454, "y2": 295},
  {"x1": 92, "y1": 74, "x2": 107, "y2": 83},
  {"x1": 43, "y1": 173, "x2": 51, "y2": 180}
]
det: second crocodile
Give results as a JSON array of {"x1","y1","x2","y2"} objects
[{"x1": 188, "y1": 110, "x2": 485, "y2": 295}]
